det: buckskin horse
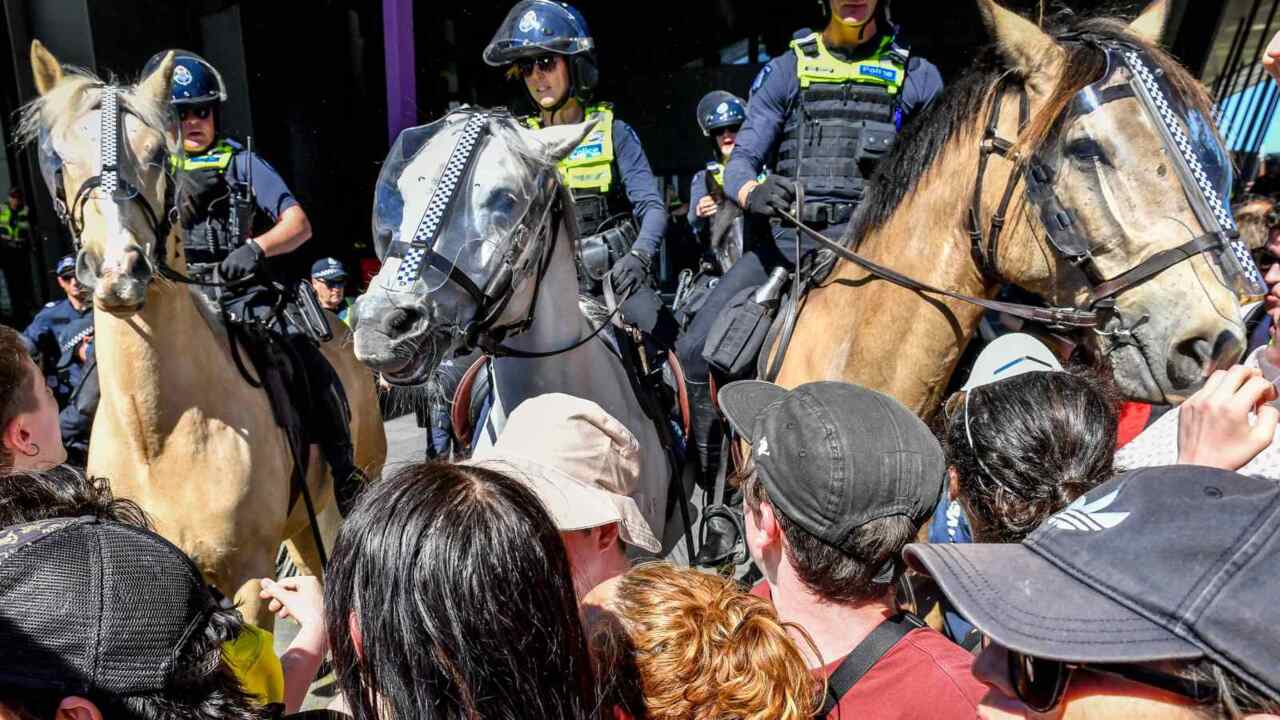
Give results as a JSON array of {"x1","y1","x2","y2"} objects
[
  {"x1": 769, "y1": 0, "x2": 1263, "y2": 415},
  {"x1": 22, "y1": 43, "x2": 386, "y2": 624}
]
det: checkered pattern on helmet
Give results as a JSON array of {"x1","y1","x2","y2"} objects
[
  {"x1": 393, "y1": 113, "x2": 489, "y2": 290},
  {"x1": 1124, "y1": 50, "x2": 1266, "y2": 289},
  {"x1": 0, "y1": 519, "x2": 215, "y2": 696},
  {"x1": 99, "y1": 87, "x2": 119, "y2": 197}
]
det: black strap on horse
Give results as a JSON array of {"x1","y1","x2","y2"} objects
[
  {"x1": 819, "y1": 613, "x2": 926, "y2": 717},
  {"x1": 967, "y1": 77, "x2": 1030, "y2": 283}
]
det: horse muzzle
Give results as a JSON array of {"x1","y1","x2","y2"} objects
[
  {"x1": 82, "y1": 246, "x2": 152, "y2": 312},
  {"x1": 351, "y1": 297, "x2": 442, "y2": 384}
]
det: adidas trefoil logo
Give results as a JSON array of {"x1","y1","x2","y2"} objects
[
  {"x1": 757, "y1": 437, "x2": 771, "y2": 458},
  {"x1": 1047, "y1": 488, "x2": 1130, "y2": 532}
]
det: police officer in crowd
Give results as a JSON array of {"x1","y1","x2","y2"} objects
[
  {"x1": 144, "y1": 49, "x2": 364, "y2": 514},
  {"x1": 23, "y1": 255, "x2": 96, "y2": 464},
  {"x1": 687, "y1": 91, "x2": 747, "y2": 243},
  {"x1": 0, "y1": 189, "x2": 30, "y2": 249},
  {"x1": 483, "y1": 0, "x2": 667, "y2": 299},
  {"x1": 678, "y1": 0, "x2": 943, "y2": 562},
  {"x1": 310, "y1": 258, "x2": 353, "y2": 326},
  {"x1": 141, "y1": 50, "x2": 312, "y2": 290}
]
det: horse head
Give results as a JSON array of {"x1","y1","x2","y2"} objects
[
  {"x1": 22, "y1": 41, "x2": 179, "y2": 314},
  {"x1": 980, "y1": 0, "x2": 1261, "y2": 401},
  {"x1": 352, "y1": 110, "x2": 593, "y2": 385}
]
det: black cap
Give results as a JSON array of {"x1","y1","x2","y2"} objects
[
  {"x1": 0, "y1": 516, "x2": 218, "y2": 696},
  {"x1": 906, "y1": 466, "x2": 1280, "y2": 702},
  {"x1": 718, "y1": 380, "x2": 945, "y2": 554}
]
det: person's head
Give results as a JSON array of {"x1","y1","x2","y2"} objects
[
  {"x1": 9, "y1": 188, "x2": 23, "y2": 210},
  {"x1": 483, "y1": 0, "x2": 597, "y2": 114},
  {"x1": 720, "y1": 380, "x2": 945, "y2": 605},
  {"x1": 55, "y1": 256, "x2": 88, "y2": 309},
  {"x1": 0, "y1": 516, "x2": 264, "y2": 720},
  {"x1": 0, "y1": 324, "x2": 64, "y2": 471},
  {"x1": 325, "y1": 461, "x2": 597, "y2": 720},
  {"x1": 586, "y1": 563, "x2": 820, "y2": 720},
  {"x1": 907, "y1": 466, "x2": 1280, "y2": 719},
  {"x1": 697, "y1": 91, "x2": 746, "y2": 161},
  {"x1": 309, "y1": 258, "x2": 348, "y2": 311},
  {"x1": 142, "y1": 50, "x2": 226, "y2": 154},
  {"x1": 1260, "y1": 232, "x2": 1280, "y2": 337},
  {"x1": 0, "y1": 466, "x2": 148, "y2": 528},
  {"x1": 943, "y1": 333, "x2": 1117, "y2": 543},
  {"x1": 467, "y1": 393, "x2": 661, "y2": 600}
]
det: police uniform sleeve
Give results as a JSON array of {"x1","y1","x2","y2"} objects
[
  {"x1": 22, "y1": 307, "x2": 53, "y2": 357},
  {"x1": 901, "y1": 56, "x2": 945, "y2": 122},
  {"x1": 238, "y1": 151, "x2": 300, "y2": 222},
  {"x1": 724, "y1": 55, "x2": 794, "y2": 203},
  {"x1": 688, "y1": 169, "x2": 708, "y2": 235},
  {"x1": 611, "y1": 119, "x2": 667, "y2": 260}
]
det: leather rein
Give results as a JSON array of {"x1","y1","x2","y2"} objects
[{"x1": 779, "y1": 64, "x2": 1228, "y2": 333}]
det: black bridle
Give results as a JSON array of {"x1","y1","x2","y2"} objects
[{"x1": 383, "y1": 109, "x2": 618, "y2": 359}]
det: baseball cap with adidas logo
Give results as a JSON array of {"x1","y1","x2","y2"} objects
[{"x1": 905, "y1": 465, "x2": 1280, "y2": 703}]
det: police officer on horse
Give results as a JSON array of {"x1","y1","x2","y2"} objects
[
  {"x1": 144, "y1": 49, "x2": 364, "y2": 514},
  {"x1": 678, "y1": 0, "x2": 944, "y2": 563},
  {"x1": 483, "y1": 0, "x2": 668, "y2": 299}
]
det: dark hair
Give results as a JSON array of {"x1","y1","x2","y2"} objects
[
  {"x1": 0, "y1": 466, "x2": 151, "y2": 528},
  {"x1": 944, "y1": 370, "x2": 1117, "y2": 543},
  {"x1": 740, "y1": 459, "x2": 917, "y2": 605},
  {"x1": 0, "y1": 324, "x2": 38, "y2": 468},
  {"x1": 325, "y1": 461, "x2": 599, "y2": 720},
  {"x1": 0, "y1": 606, "x2": 265, "y2": 720}
]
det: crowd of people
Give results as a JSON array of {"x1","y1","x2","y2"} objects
[{"x1": 5, "y1": 0, "x2": 1280, "y2": 718}]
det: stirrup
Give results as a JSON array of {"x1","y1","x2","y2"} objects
[{"x1": 694, "y1": 503, "x2": 747, "y2": 568}]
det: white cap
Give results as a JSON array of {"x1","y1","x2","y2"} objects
[{"x1": 962, "y1": 333, "x2": 1064, "y2": 392}]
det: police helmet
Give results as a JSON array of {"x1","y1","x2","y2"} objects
[
  {"x1": 483, "y1": 0, "x2": 598, "y2": 99},
  {"x1": 141, "y1": 49, "x2": 227, "y2": 106},
  {"x1": 696, "y1": 91, "x2": 746, "y2": 136}
]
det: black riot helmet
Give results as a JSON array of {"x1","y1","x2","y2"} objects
[
  {"x1": 483, "y1": 0, "x2": 599, "y2": 106},
  {"x1": 141, "y1": 49, "x2": 227, "y2": 106}
]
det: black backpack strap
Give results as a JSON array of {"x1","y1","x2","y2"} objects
[{"x1": 819, "y1": 613, "x2": 925, "y2": 717}]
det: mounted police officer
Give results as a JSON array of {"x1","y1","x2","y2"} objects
[
  {"x1": 678, "y1": 0, "x2": 944, "y2": 564},
  {"x1": 23, "y1": 255, "x2": 96, "y2": 464},
  {"x1": 143, "y1": 49, "x2": 364, "y2": 515},
  {"x1": 483, "y1": 0, "x2": 667, "y2": 299},
  {"x1": 687, "y1": 90, "x2": 746, "y2": 243}
]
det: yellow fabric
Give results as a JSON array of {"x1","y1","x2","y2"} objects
[
  {"x1": 223, "y1": 624, "x2": 285, "y2": 706},
  {"x1": 790, "y1": 32, "x2": 905, "y2": 94},
  {"x1": 175, "y1": 139, "x2": 235, "y2": 172},
  {"x1": 524, "y1": 103, "x2": 616, "y2": 192}
]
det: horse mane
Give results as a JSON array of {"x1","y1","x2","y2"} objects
[
  {"x1": 16, "y1": 67, "x2": 177, "y2": 155},
  {"x1": 847, "y1": 15, "x2": 1218, "y2": 248}
]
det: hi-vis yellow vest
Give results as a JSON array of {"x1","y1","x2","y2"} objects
[
  {"x1": 173, "y1": 139, "x2": 236, "y2": 172},
  {"x1": 525, "y1": 103, "x2": 615, "y2": 193},
  {"x1": 790, "y1": 32, "x2": 906, "y2": 95}
]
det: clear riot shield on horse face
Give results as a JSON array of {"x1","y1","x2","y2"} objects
[
  {"x1": 1045, "y1": 46, "x2": 1266, "y2": 305},
  {"x1": 373, "y1": 112, "x2": 542, "y2": 295}
]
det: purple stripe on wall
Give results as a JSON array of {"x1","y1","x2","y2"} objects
[{"x1": 383, "y1": 0, "x2": 417, "y2": 143}]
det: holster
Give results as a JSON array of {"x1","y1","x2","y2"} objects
[{"x1": 702, "y1": 286, "x2": 776, "y2": 378}]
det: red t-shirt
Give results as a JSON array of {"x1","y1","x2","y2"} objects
[{"x1": 751, "y1": 581, "x2": 987, "y2": 719}]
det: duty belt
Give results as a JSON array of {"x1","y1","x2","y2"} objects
[{"x1": 801, "y1": 202, "x2": 855, "y2": 225}]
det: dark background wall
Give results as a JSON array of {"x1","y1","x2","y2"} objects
[{"x1": 0, "y1": 0, "x2": 1215, "y2": 321}]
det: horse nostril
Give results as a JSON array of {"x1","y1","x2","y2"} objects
[{"x1": 1169, "y1": 330, "x2": 1244, "y2": 389}]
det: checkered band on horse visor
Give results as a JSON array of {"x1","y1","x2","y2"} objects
[
  {"x1": 392, "y1": 113, "x2": 489, "y2": 290},
  {"x1": 98, "y1": 86, "x2": 121, "y2": 197},
  {"x1": 1122, "y1": 50, "x2": 1265, "y2": 291}
]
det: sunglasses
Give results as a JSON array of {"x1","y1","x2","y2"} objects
[
  {"x1": 515, "y1": 56, "x2": 559, "y2": 77},
  {"x1": 711, "y1": 125, "x2": 740, "y2": 138},
  {"x1": 1255, "y1": 249, "x2": 1279, "y2": 274},
  {"x1": 178, "y1": 106, "x2": 212, "y2": 121},
  {"x1": 316, "y1": 278, "x2": 346, "y2": 288},
  {"x1": 1007, "y1": 649, "x2": 1217, "y2": 712}
]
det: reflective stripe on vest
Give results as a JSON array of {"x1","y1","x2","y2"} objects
[
  {"x1": 791, "y1": 32, "x2": 906, "y2": 95},
  {"x1": 706, "y1": 161, "x2": 725, "y2": 187},
  {"x1": 525, "y1": 103, "x2": 616, "y2": 193},
  {"x1": 174, "y1": 140, "x2": 236, "y2": 172}
]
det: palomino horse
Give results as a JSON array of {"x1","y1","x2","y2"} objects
[
  {"x1": 21, "y1": 43, "x2": 386, "y2": 623},
  {"x1": 773, "y1": 0, "x2": 1263, "y2": 415},
  {"x1": 351, "y1": 111, "x2": 680, "y2": 552}
]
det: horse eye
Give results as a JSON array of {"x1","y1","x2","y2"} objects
[{"x1": 1066, "y1": 138, "x2": 1107, "y2": 163}]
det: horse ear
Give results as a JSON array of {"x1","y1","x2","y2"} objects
[
  {"x1": 30, "y1": 39, "x2": 63, "y2": 96},
  {"x1": 137, "y1": 51, "x2": 175, "y2": 109},
  {"x1": 976, "y1": 0, "x2": 1066, "y2": 96},
  {"x1": 523, "y1": 118, "x2": 599, "y2": 164},
  {"x1": 1128, "y1": 0, "x2": 1170, "y2": 45}
]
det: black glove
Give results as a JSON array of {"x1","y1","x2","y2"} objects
[
  {"x1": 178, "y1": 167, "x2": 225, "y2": 225},
  {"x1": 744, "y1": 174, "x2": 796, "y2": 218},
  {"x1": 608, "y1": 251, "x2": 651, "y2": 298},
  {"x1": 219, "y1": 241, "x2": 265, "y2": 283}
]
